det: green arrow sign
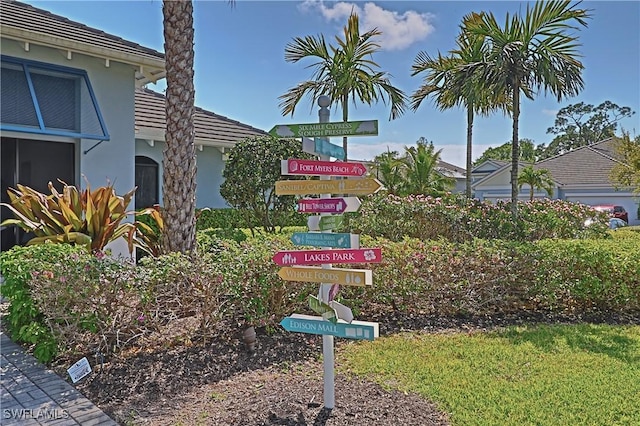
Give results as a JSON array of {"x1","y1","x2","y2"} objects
[
  {"x1": 307, "y1": 215, "x2": 344, "y2": 231},
  {"x1": 270, "y1": 120, "x2": 378, "y2": 138},
  {"x1": 308, "y1": 295, "x2": 338, "y2": 323}
]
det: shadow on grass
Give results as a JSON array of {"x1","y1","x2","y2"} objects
[{"x1": 494, "y1": 323, "x2": 639, "y2": 363}]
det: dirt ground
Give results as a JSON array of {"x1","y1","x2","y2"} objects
[{"x1": 69, "y1": 310, "x2": 638, "y2": 426}]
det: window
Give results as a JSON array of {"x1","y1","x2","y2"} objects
[
  {"x1": 135, "y1": 156, "x2": 159, "y2": 209},
  {"x1": 0, "y1": 55, "x2": 109, "y2": 140}
]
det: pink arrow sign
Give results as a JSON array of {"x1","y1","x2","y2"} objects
[
  {"x1": 297, "y1": 197, "x2": 361, "y2": 213},
  {"x1": 272, "y1": 248, "x2": 382, "y2": 266},
  {"x1": 282, "y1": 159, "x2": 367, "y2": 177}
]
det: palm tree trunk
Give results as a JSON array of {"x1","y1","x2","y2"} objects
[
  {"x1": 466, "y1": 106, "x2": 474, "y2": 198},
  {"x1": 510, "y1": 84, "x2": 520, "y2": 220},
  {"x1": 342, "y1": 92, "x2": 349, "y2": 161},
  {"x1": 162, "y1": 0, "x2": 197, "y2": 254}
]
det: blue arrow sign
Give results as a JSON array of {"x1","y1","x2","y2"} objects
[
  {"x1": 315, "y1": 137, "x2": 345, "y2": 160},
  {"x1": 280, "y1": 314, "x2": 378, "y2": 341},
  {"x1": 290, "y1": 232, "x2": 358, "y2": 248}
]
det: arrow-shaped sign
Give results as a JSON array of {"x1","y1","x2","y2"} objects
[
  {"x1": 276, "y1": 179, "x2": 383, "y2": 196},
  {"x1": 280, "y1": 314, "x2": 378, "y2": 341},
  {"x1": 269, "y1": 120, "x2": 378, "y2": 138},
  {"x1": 272, "y1": 248, "x2": 382, "y2": 266},
  {"x1": 297, "y1": 197, "x2": 361, "y2": 213},
  {"x1": 307, "y1": 215, "x2": 344, "y2": 232},
  {"x1": 281, "y1": 159, "x2": 367, "y2": 177},
  {"x1": 315, "y1": 138, "x2": 345, "y2": 160},
  {"x1": 329, "y1": 300, "x2": 354, "y2": 323},
  {"x1": 290, "y1": 232, "x2": 360, "y2": 249},
  {"x1": 308, "y1": 295, "x2": 338, "y2": 323},
  {"x1": 278, "y1": 266, "x2": 372, "y2": 286}
]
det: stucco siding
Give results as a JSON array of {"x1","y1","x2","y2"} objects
[{"x1": 1, "y1": 39, "x2": 137, "y2": 196}]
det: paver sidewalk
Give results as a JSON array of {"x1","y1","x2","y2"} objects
[{"x1": 0, "y1": 332, "x2": 117, "y2": 425}]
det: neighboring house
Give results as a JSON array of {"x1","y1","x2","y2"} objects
[
  {"x1": 436, "y1": 160, "x2": 466, "y2": 194},
  {"x1": 472, "y1": 138, "x2": 639, "y2": 225},
  {"x1": 0, "y1": 0, "x2": 266, "y2": 254}
]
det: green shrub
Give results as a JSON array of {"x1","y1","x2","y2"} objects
[
  {"x1": 533, "y1": 238, "x2": 640, "y2": 312},
  {"x1": 27, "y1": 250, "x2": 144, "y2": 358},
  {"x1": 347, "y1": 193, "x2": 610, "y2": 242},
  {"x1": 0, "y1": 244, "x2": 85, "y2": 362}
]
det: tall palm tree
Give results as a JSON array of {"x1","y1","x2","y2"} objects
[
  {"x1": 162, "y1": 0, "x2": 197, "y2": 254},
  {"x1": 279, "y1": 12, "x2": 407, "y2": 160},
  {"x1": 462, "y1": 0, "x2": 590, "y2": 217},
  {"x1": 517, "y1": 165, "x2": 555, "y2": 201},
  {"x1": 411, "y1": 26, "x2": 509, "y2": 198},
  {"x1": 401, "y1": 140, "x2": 455, "y2": 196}
]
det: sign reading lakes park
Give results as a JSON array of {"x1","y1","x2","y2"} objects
[{"x1": 269, "y1": 120, "x2": 378, "y2": 138}]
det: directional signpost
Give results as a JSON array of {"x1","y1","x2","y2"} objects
[
  {"x1": 280, "y1": 314, "x2": 379, "y2": 341},
  {"x1": 278, "y1": 266, "x2": 373, "y2": 287},
  {"x1": 269, "y1": 120, "x2": 378, "y2": 138},
  {"x1": 276, "y1": 179, "x2": 383, "y2": 196},
  {"x1": 273, "y1": 248, "x2": 382, "y2": 266},
  {"x1": 297, "y1": 197, "x2": 361, "y2": 213},
  {"x1": 290, "y1": 232, "x2": 359, "y2": 249},
  {"x1": 281, "y1": 159, "x2": 367, "y2": 177},
  {"x1": 271, "y1": 96, "x2": 380, "y2": 411}
]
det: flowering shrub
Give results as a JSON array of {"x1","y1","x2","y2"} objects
[{"x1": 347, "y1": 193, "x2": 609, "y2": 242}]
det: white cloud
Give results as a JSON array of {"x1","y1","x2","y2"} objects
[
  {"x1": 542, "y1": 109, "x2": 558, "y2": 116},
  {"x1": 299, "y1": 1, "x2": 434, "y2": 51},
  {"x1": 348, "y1": 141, "x2": 502, "y2": 169}
]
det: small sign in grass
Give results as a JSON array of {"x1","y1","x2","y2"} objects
[{"x1": 339, "y1": 324, "x2": 640, "y2": 426}]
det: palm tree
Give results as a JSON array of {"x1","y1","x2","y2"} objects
[
  {"x1": 462, "y1": 0, "x2": 590, "y2": 217},
  {"x1": 371, "y1": 149, "x2": 404, "y2": 195},
  {"x1": 279, "y1": 12, "x2": 407, "y2": 160},
  {"x1": 517, "y1": 165, "x2": 555, "y2": 201},
  {"x1": 401, "y1": 139, "x2": 455, "y2": 196},
  {"x1": 411, "y1": 26, "x2": 509, "y2": 198},
  {"x1": 162, "y1": 0, "x2": 197, "y2": 254}
]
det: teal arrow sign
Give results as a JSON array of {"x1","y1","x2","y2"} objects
[
  {"x1": 315, "y1": 137, "x2": 345, "y2": 160},
  {"x1": 269, "y1": 120, "x2": 378, "y2": 138},
  {"x1": 290, "y1": 232, "x2": 359, "y2": 248},
  {"x1": 280, "y1": 314, "x2": 379, "y2": 341}
]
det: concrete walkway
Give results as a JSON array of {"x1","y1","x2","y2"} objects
[{"x1": 1, "y1": 332, "x2": 117, "y2": 425}]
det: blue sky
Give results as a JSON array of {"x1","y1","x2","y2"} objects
[{"x1": 24, "y1": 0, "x2": 640, "y2": 167}]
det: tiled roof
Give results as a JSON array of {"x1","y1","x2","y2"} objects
[
  {"x1": 135, "y1": 88, "x2": 266, "y2": 147},
  {"x1": 0, "y1": 0, "x2": 165, "y2": 85},
  {"x1": 534, "y1": 138, "x2": 622, "y2": 186}
]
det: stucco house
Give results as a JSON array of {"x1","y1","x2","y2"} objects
[
  {"x1": 472, "y1": 138, "x2": 639, "y2": 225},
  {"x1": 0, "y1": 0, "x2": 265, "y2": 253}
]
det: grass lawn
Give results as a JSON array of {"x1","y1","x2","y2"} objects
[{"x1": 339, "y1": 324, "x2": 640, "y2": 426}]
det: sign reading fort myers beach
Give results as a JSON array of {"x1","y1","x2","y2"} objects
[
  {"x1": 280, "y1": 314, "x2": 379, "y2": 341},
  {"x1": 269, "y1": 120, "x2": 378, "y2": 138},
  {"x1": 281, "y1": 159, "x2": 367, "y2": 177},
  {"x1": 273, "y1": 248, "x2": 382, "y2": 266},
  {"x1": 278, "y1": 266, "x2": 373, "y2": 286}
]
